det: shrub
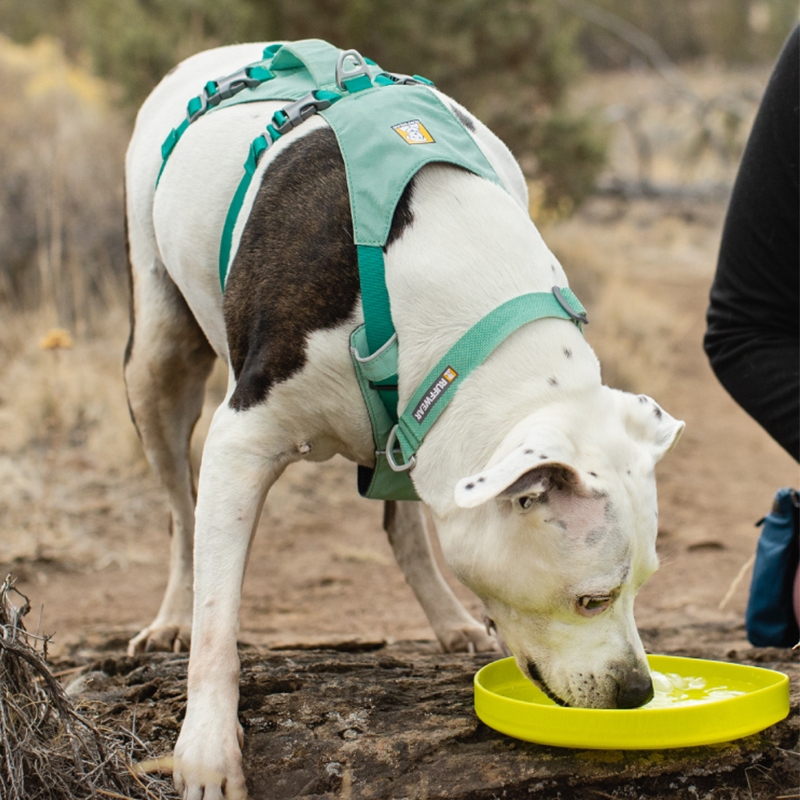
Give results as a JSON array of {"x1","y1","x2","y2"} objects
[{"x1": 0, "y1": 34, "x2": 128, "y2": 326}]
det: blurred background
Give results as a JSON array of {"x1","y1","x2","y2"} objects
[
  {"x1": 0, "y1": 0, "x2": 795, "y2": 325},
  {"x1": 0, "y1": 1, "x2": 796, "y2": 654}
]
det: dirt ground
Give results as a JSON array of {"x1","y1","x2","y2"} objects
[
  {"x1": 6, "y1": 190, "x2": 797, "y2": 659},
  {"x1": 8, "y1": 189, "x2": 797, "y2": 799},
  {"x1": 0, "y1": 64, "x2": 797, "y2": 798}
]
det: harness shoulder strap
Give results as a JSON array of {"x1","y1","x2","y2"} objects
[
  {"x1": 320, "y1": 82, "x2": 506, "y2": 426},
  {"x1": 321, "y1": 85, "x2": 502, "y2": 249}
]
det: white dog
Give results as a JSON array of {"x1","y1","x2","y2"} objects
[{"x1": 125, "y1": 42, "x2": 683, "y2": 798}]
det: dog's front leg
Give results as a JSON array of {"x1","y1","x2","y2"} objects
[{"x1": 173, "y1": 404, "x2": 282, "y2": 800}]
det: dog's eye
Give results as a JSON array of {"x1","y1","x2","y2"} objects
[
  {"x1": 515, "y1": 495, "x2": 535, "y2": 513},
  {"x1": 577, "y1": 595, "x2": 613, "y2": 616}
]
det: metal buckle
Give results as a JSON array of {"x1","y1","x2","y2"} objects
[
  {"x1": 335, "y1": 49, "x2": 371, "y2": 91},
  {"x1": 385, "y1": 425, "x2": 416, "y2": 473},
  {"x1": 271, "y1": 91, "x2": 333, "y2": 136},
  {"x1": 552, "y1": 286, "x2": 589, "y2": 325}
]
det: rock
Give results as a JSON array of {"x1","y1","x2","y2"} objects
[
  {"x1": 71, "y1": 639, "x2": 798, "y2": 800},
  {"x1": 65, "y1": 669, "x2": 110, "y2": 696}
]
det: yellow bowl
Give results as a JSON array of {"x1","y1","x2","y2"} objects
[{"x1": 474, "y1": 654, "x2": 789, "y2": 749}]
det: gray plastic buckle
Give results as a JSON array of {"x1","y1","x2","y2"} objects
[
  {"x1": 335, "y1": 49, "x2": 371, "y2": 91},
  {"x1": 206, "y1": 67, "x2": 263, "y2": 109},
  {"x1": 379, "y1": 72, "x2": 423, "y2": 86},
  {"x1": 552, "y1": 286, "x2": 589, "y2": 325},
  {"x1": 271, "y1": 92, "x2": 333, "y2": 136},
  {"x1": 186, "y1": 92, "x2": 209, "y2": 123}
]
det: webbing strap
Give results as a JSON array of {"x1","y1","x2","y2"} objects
[
  {"x1": 392, "y1": 288, "x2": 587, "y2": 467},
  {"x1": 157, "y1": 40, "x2": 358, "y2": 189},
  {"x1": 157, "y1": 55, "x2": 278, "y2": 186},
  {"x1": 219, "y1": 156, "x2": 261, "y2": 291},
  {"x1": 357, "y1": 246, "x2": 393, "y2": 354},
  {"x1": 356, "y1": 244, "x2": 399, "y2": 418},
  {"x1": 218, "y1": 89, "x2": 343, "y2": 290}
]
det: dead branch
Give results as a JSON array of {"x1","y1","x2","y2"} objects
[{"x1": 0, "y1": 574, "x2": 178, "y2": 800}]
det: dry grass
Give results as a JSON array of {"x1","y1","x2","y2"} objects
[
  {"x1": 541, "y1": 198, "x2": 709, "y2": 397},
  {"x1": 0, "y1": 307, "x2": 143, "y2": 565},
  {"x1": 0, "y1": 305, "x2": 227, "y2": 569},
  {"x1": 0, "y1": 308, "x2": 137, "y2": 458},
  {"x1": 0, "y1": 575, "x2": 176, "y2": 799},
  {"x1": 0, "y1": 34, "x2": 129, "y2": 329},
  {"x1": 0, "y1": 312, "x2": 203, "y2": 637}
]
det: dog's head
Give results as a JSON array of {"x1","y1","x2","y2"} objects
[{"x1": 437, "y1": 388, "x2": 683, "y2": 709}]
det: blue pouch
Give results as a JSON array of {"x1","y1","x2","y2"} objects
[{"x1": 745, "y1": 488, "x2": 799, "y2": 647}]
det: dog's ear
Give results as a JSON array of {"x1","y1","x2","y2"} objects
[
  {"x1": 454, "y1": 427, "x2": 587, "y2": 509},
  {"x1": 617, "y1": 391, "x2": 685, "y2": 463}
]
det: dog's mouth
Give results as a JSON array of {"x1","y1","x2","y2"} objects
[{"x1": 526, "y1": 660, "x2": 568, "y2": 707}]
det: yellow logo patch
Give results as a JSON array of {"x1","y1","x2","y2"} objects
[
  {"x1": 392, "y1": 119, "x2": 435, "y2": 145},
  {"x1": 443, "y1": 367, "x2": 458, "y2": 382}
]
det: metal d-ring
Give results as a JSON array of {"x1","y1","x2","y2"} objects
[
  {"x1": 385, "y1": 425, "x2": 416, "y2": 473},
  {"x1": 335, "y1": 49, "x2": 371, "y2": 91}
]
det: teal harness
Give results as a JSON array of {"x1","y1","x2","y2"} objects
[{"x1": 158, "y1": 39, "x2": 588, "y2": 501}]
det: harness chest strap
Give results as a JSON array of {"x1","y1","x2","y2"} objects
[{"x1": 384, "y1": 287, "x2": 588, "y2": 472}]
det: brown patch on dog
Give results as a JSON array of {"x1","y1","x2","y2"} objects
[{"x1": 224, "y1": 127, "x2": 415, "y2": 412}]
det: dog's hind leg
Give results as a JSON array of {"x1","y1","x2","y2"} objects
[
  {"x1": 124, "y1": 229, "x2": 216, "y2": 655},
  {"x1": 383, "y1": 501, "x2": 500, "y2": 653}
]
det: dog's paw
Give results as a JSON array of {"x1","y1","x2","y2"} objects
[
  {"x1": 128, "y1": 622, "x2": 191, "y2": 656},
  {"x1": 174, "y1": 716, "x2": 247, "y2": 800},
  {"x1": 438, "y1": 622, "x2": 505, "y2": 654}
]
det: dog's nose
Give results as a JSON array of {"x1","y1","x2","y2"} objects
[{"x1": 615, "y1": 671, "x2": 654, "y2": 709}]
